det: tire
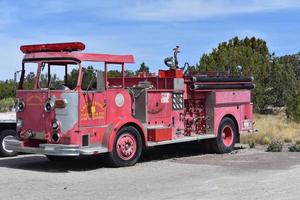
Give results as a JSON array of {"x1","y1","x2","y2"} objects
[
  {"x1": 212, "y1": 117, "x2": 237, "y2": 154},
  {"x1": 0, "y1": 129, "x2": 18, "y2": 157},
  {"x1": 46, "y1": 155, "x2": 75, "y2": 162},
  {"x1": 107, "y1": 126, "x2": 142, "y2": 167}
]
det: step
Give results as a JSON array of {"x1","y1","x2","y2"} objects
[
  {"x1": 147, "y1": 134, "x2": 216, "y2": 147},
  {"x1": 79, "y1": 146, "x2": 108, "y2": 155}
]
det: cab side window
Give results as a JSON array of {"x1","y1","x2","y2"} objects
[{"x1": 81, "y1": 67, "x2": 97, "y2": 90}]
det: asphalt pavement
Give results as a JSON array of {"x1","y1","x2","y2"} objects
[{"x1": 0, "y1": 143, "x2": 300, "y2": 200}]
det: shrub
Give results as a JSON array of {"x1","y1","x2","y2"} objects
[
  {"x1": 0, "y1": 97, "x2": 15, "y2": 112},
  {"x1": 289, "y1": 144, "x2": 300, "y2": 152},
  {"x1": 266, "y1": 140, "x2": 283, "y2": 152},
  {"x1": 262, "y1": 136, "x2": 271, "y2": 145},
  {"x1": 284, "y1": 137, "x2": 293, "y2": 143},
  {"x1": 286, "y1": 84, "x2": 300, "y2": 122},
  {"x1": 240, "y1": 114, "x2": 299, "y2": 145},
  {"x1": 248, "y1": 140, "x2": 256, "y2": 148},
  {"x1": 0, "y1": 80, "x2": 15, "y2": 99}
]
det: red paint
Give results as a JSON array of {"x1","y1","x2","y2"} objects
[
  {"x1": 159, "y1": 69, "x2": 183, "y2": 78},
  {"x1": 15, "y1": 42, "x2": 254, "y2": 159},
  {"x1": 23, "y1": 52, "x2": 134, "y2": 63},
  {"x1": 106, "y1": 116, "x2": 145, "y2": 152},
  {"x1": 20, "y1": 42, "x2": 85, "y2": 53},
  {"x1": 215, "y1": 91, "x2": 251, "y2": 104},
  {"x1": 147, "y1": 128, "x2": 172, "y2": 142}
]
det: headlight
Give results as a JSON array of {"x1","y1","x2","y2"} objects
[
  {"x1": 52, "y1": 132, "x2": 60, "y2": 143},
  {"x1": 52, "y1": 121, "x2": 59, "y2": 130},
  {"x1": 16, "y1": 100, "x2": 25, "y2": 112},
  {"x1": 44, "y1": 101, "x2": 54, "y2": 112},
  {"x1": 16, "y1": 119, "x2": 23, "y2": 129}
]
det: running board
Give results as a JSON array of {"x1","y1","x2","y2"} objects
[
  {"x1": 80, "y1": 146, "x2": 108, "y2": 155},
  {"x1": 147, "y1": 134, "x2": 216, "y2": 147}
]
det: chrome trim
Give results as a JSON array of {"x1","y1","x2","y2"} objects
[
  {"x1": 55, "y1": 93, "x2": 78, "y2": 133},
  {"x1": 44, "y1": 101, "x2": 55, "y2": 112},
  {"x1": 2, "y1": 136, "x2": 15, "y2": 153},
  {"x1": 4, "y1": 138, "x2": 108, "y2": 156},
  {"x1": 240, "y1": 129, "x2": 257, "y2": 134},
  {"x1": 147, "y1": 134, "x2": 216, "y2": 147},
  {"x1": 16, "y1": 100, "x2": 25, "y2": 112},
  {"x1": 16, "y1": 119, "x2": 23, "y2": 129}
]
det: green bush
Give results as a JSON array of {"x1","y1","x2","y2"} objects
[
  {"x1": 0, "y1": 80, "x2": 15, "y2": 99},
  {"x1": 248, "y1": 140, "x2": 256, "y2": 148},
  {"x1": 262, "y1": 136, "x2": 271, "y2": 145},
  {"x1": 0, "y1": 97, "x2": 15, "y2": 112},
  {"x1": 286, "y1": 83, "x2": 300, "y2": 122},
  {"x1": 266, "y1": 140, "x2": 283, "y2": 152},
  {"x1": 197, "y1": 37, "x2": 297, "y2": 113},
  {"x1": 288, "y1": 144, "x2": 300, "y2": 152}
]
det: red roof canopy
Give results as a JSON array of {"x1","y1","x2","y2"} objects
[
  {"x1": 21, "y1": 42, "x2": 135, "y2": 64},
  {"x1": 23, "y1": 52, "x2": 135, "y2": 64}
]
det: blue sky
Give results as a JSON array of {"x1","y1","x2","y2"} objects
[{"x1": 0, "y1": 0, "x2": 300, "y2": 80}]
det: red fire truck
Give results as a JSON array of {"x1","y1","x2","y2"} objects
[{"x1": 5, "y1": 42, "x2": 254, "y2": 167}]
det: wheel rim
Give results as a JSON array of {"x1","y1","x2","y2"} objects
[
  {"x1": 221, "y1": 125, "x2": 234, "y2": 147},
  {"x1": 116, "y1": 133, "x2": 137, "y2": 160},
  {"x1": 2, "y1": 135, "x2": 14, "y2": 153}
]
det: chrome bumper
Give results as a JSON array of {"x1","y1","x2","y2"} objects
[
  {"x1": 240, "y1": 128, "x2": 257, "y2": 134},
  {"x1": 4, "y1": 138, "x2": 108, "y2": 156}
]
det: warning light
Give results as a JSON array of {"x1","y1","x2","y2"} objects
[{"x1": 20, "y1": 42, "x2": 85, "y2": 53}]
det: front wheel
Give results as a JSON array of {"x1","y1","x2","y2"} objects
[
  {"x1": 212, "y1": 117, "x2": 237, "y2": 153},
  {"x1": 0, "y1": 129, "x2": 18, "y2": 157},
  {"x1": 107, "y1": 126, "x2": 142, "y2": 167}
]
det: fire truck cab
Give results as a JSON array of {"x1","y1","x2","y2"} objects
[{"x1": 5, "y1": 42, "x2": 254, "y2": 167}]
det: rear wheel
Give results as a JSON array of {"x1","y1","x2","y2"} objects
[
  {"x1": 107, "y1": 126, "x2": 142, "y2": 167},
  {"x1": 212, "y1": 117, "x2": 237, "y2": 153},
  {"x1": 0, "y1": 129, "x2": 18, "y2": 157}
]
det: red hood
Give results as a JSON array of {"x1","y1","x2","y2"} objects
[{"x1": 17, "y1": 90, "x2": 57, "y2": 133}]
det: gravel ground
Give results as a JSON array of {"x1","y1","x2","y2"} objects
[{"x1": 0, "y1": 143, "x2": 300, "y2": 200}]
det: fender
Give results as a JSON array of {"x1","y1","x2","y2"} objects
[
  {"x1": 214, "y1": 107, "x2": 241, "y2": 135},
  {"x1": 104, "y1": 116, "x2": 146, "y2": 152}
]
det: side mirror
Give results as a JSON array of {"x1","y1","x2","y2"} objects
[{"x1": 14, "y1": 70, "x2": 22, "y2": 89}]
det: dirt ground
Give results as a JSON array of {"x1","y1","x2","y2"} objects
[{"x1": 0, "y1": 143, "x2": 300, "y2": 200}]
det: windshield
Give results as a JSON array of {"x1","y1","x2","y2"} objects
[
  {"x1": 39, "y1": 62, "x2": 79, "y2": 90},
  {"x1": 17, "y1": 63, "x2": 38, "y2": 90},
  {"x1": 18, "y1": 62, "x2": 79, "y2": 90}
]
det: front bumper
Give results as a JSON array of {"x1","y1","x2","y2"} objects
[{"x1": 4, "y1": 138, "x2": 108, "y2": 156}]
